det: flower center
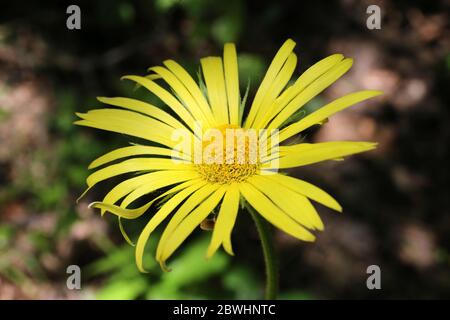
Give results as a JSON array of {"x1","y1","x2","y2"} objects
[{"x1": 195, "y1": 125, "x2": 260, "y2": 184}]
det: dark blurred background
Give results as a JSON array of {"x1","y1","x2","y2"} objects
[{"x1": 0, "y1": 0, "x2": 449, "y2": 299}]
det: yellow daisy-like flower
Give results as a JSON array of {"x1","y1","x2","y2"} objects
[{"x1": 76, "y1": 39, "x2": 382, "y2": 272}]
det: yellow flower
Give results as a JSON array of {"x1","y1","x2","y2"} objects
[{"x1": 75, "y1": 39, "x2": 382, "y2": 272}]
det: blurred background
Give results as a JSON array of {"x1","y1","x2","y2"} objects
[{"x1": 0, "y1": 0, "x2": 449, "y2": 299}]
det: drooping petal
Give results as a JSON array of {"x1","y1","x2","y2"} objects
[
  {"x1": 92, "y1": 177, "x2": 203, "y2": 218},
  {"x1": 98, "y1": 172, "x2": 200, "y2": 216},
  {"x1": 135, "y1": 181, "x2": 209, "y2": 272},
  {"x1": 267, "y1": 58, "x2": 353, "y2": 129},
  {"x1": 201, "y1": 57, "x2": 229, "y2": 124},
  {"x1": 239, "y1": 182, "x2": 315, "y2": 242},
  {"x1": 279, "y1": 90, "x2": 383, "y2": 142},
  {"x1": 158, "y1": 186, "x2": 227, "y2": 268},
  {"x1": 120, "y1": 170, "x2": 199, "y2": 208},
  {"x1": 118, "y1": 217, "x2": 135, "y2": 246},
  {"x1": 223, "y1": 43, "x2": 240, "y2": 126},
  {"x1": 244, "y1": 39, "x2": 296, "y2": 128},
  {"x1": 206, "y1": 184, "x2": 240, "y2": 257}
]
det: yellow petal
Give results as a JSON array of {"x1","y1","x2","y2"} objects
[
  {"x1": 223, "y1": 43, "x2": 240, "y2": 126},
  {"x1": 248, "y1": 175, "x2": 323, "y2": 230},
  {"x1": 75, "y1": 108, "x2": 179, "y2": 148},
  {"x1": 200, "y1": 57, "x2": 229, "y2": 124},
  {"x1": 135, "y1": 181, "x2": 208, "y2": 272},
  {"x1": 158, "y1": 187, "x2": 227, "y2": 268},
  {"x1": 258, "y1": 53, "x2": 344, "y2": 128},
  {"x1": 90, "y1": 201, "x2": 153, "y2": 219},
  {"x1": 86, "y1": 158, "x2": 192, "y2": 188},
  {"x1": 148, "y1": 66, "x2": 215, "y2": 126},
  {"x1": 96, "y1": 96, "x2": 187, "y2": 130},
  {"x1": 93, "y1": 177, "x2": 202, "y2": 217},
  {"x1": 263, "y1": 174, "x2": 342, "y2": 212},
  {"x1": 88, "y1": 145, "x2": 190, "y2": 170},
  {"x1": 156, "y1": 183, "x2": 220, "y2": 261},
  {"x1": 270, "y1": 141, "x2": 377, "y2": 169},
  {"x1": 120, "y1": 170, "x2": 199, "y2": 208},
  {"x1": 206, "y1": 185, "x2": 240, "y2": 258},
  {"x1": 244, "y1": 39, "x2": 296, "y2": 128},
  {"x1": 239, "y1": 182, "x2": 315, "y2": 242},
  {"x1": 163, "y1": 59, "x2": 216, "y2": 126},
  {"x1": 118, "y1": 217, "x2": 135, "y2": 246},
  {"x1": 121, "y1": 75, "x2": 197, "y2": 130},
  {"x1": 252, "y1": 53, "x2": 297, "y2": 128},
  {"x1": 268, "y1": 58, "x2": 353, "y2": 129},
  {"x1": 279, "y1": 90, "x2": 383, "y2": 142}
]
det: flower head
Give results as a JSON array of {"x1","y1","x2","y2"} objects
[{"x1": 76, "y1": 39, "x2": 382, "y2": 272}]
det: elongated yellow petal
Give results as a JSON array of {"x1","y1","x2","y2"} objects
[
  {"x1": 118, "y1": 217, "x2": 135, "y2": 246},
  {"x1": 120, "y1": 170, "x2": 199, "y2": 208},
  {"x1": 244, "y1": 39, "x2": 296, "y2": 128},
  {"x1": 258, "y1": 53, "x2": 344, "y2": 128},
  {"x1": 86, "y1": 158, "x2": 191, "y2": 188},
  {"x1": 279, "y1": 90, "x2": 383, "y2": 142},
  {"x1": 88, "y1": 145, "x2": 191, "y2": 169},
  {"x1": 268, "y1": 141, "x2": 377, "y2": 169},
  {"x1": 252, "y1": 53, "x2": 297, "y2": 128},
  {"x1": 156, "y1": 183, "x2": 220, "y2": 261},
  {"x1": 263, "y1": 174, "x2": 341, "y2": 212},
  {"x1": 121, "y1": 75, "x2": 197, "y2": 130},
  {"x1": 239, "y1": 182, "x2": 315, "y2": 241},
  {"x1": 201, "y1": 57, "x2": 229, "y2": 124},
  {"x1": 135, "y1": 181, "x2": 208, "y2": 272},
  {"x1": 268, "y1": 58, "x2": 353, "y2": 129},
  {"x1": 93, "y1": 177, "x2": 202, "y2": 217},
  {"x1": 90, "y1": 201, "x2": 153, "y2": 219},
  {"x1": 159, "y1": 187, "x2": 227, "y2": 268},
  {"x1": 248, "y1": 175, "x2": 323, "y2": 230},
  {"x1": 75, "y1": 108, "x2": 179, "y2": 148},
  {"x1": 163, "y1": 59, "x2": 216, "y2": 126},
  {"x1": 98, "y1": 172, "x2": 199, "y2": 216},
  {"x1": 223, "y1": 43, "x2": 240, "y2": 126},
  {"x1": 101, "y1": 172, "x2": 156, "y2": 207},
  {"x1": 206, "y1": 185, "x2": 240, "y2": 258},
  {"x1": 148, "y1": 66, "x2": 215, "y2": 126},
  {"x1": 96, "y1": 96, "x2": 187, "y2": 130},
  {"x1": 92, "y1": 179, "x2": 203, "y2": 246}
]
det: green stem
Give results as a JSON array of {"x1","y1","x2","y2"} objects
[{"x1": 248, "y1": 206, "x2": 278, "y2": 300}]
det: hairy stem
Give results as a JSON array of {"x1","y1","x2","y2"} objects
[{"x1": 248, "y1": 205, "x2": 278, "y2": 300}]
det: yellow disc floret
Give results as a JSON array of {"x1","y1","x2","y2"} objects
[{"x1": 195, "y1": 125, "x2": 260, "y2": 184}]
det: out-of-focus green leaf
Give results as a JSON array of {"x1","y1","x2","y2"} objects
[
  {"x1": 0, "y1": 225, "x2": 14, "y2": 250},
  {"x1": 222, "y1": 265, "x2": 260, "y2": 299},
  {"x1": 118, "y1": 2, "x2": 135, "y2": 24},
  {"x1": 238, "y1": 54, "x2": 265, "y2": 89},
  {"x1": 97, "y1": 278, "x2": 148, "y2": 300},
  {"x1": 211, "y1": 12, "x2": 242, "y2": 44},
  {"x1": 279, "y1": 290, "x2": 315, "y2": 300},
  {"x1": 147, "y1": 236, "x2": 229, "y2": 299}
]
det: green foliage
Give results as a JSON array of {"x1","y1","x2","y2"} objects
[
  {"x1": 238, "y1": 54, "x2": 265, "y2": 88},
  {"x1": 88, "y1": 237, "x2": 232, "y2": 300}
]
